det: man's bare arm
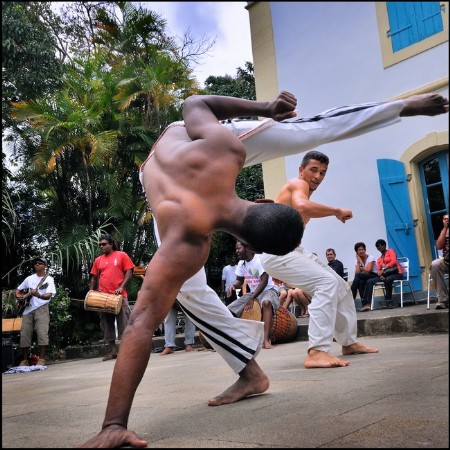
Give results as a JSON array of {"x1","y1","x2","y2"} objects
[
  {"x1": 182, "y1": 91, "x2": 298, "y2": 141},
  {"x1": 290, "y1": 180, "x2": 352, "y2": 223}
]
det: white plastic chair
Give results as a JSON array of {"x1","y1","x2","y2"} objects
[{"x1": 370, "y1": 257, "x2": 416, "y2": 310}]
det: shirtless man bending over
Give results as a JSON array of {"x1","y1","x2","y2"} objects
[{"x1": 79, "y1": 92, "x2": 303, "y2": 448}]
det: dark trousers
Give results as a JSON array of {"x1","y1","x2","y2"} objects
[
  {"x1": 351, "y1": 272, "x2": 378, "y2": 300},
  {"x1": 362, "y1": 273, "x2": 404, "y2": 306}
]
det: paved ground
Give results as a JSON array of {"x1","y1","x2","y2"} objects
[{"x1": 2, "y1": 304, "x2": 448, "y2": 448}]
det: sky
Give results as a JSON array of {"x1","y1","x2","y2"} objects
[{"x1": 138, "y1": 2, "x2": 254, "y2": 86}]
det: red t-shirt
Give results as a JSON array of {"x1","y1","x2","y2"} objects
[{"x1": 90, "y1": 251, "x2": 135, "y2": 296}]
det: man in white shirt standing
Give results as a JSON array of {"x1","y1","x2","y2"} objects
[
  {"x1": 227, "y1": 241, "x2": 279, "y2": 349},
  {"x1": 15, "y1": 257, "x2": 56, "y2": 367},
  {"x1": 221, "y1": 254, "x2": 238, "y2": 305}
]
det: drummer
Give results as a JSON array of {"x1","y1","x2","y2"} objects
[
  {"x1": 89, "y1": 235, "x2": 135, "y2": 361},
  {"x1": 226, "y1": 240, "x2": 279, "y2": 349}
]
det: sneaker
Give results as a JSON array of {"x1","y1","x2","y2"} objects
[
  {"x1": 18, "y1": 360, "x2": 29, "y2": 366},
  {"x1": 435, "y1": 303, "x2": 447, "y2": 310},
  {"x1": 36, "y1": 359, "x2": 46, "y2": 366}
]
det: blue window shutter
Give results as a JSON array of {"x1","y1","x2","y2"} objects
[
  {"x1": 387, "y1": 2, "x2": 443, "y2": 52},
  {"x1": 415, "y1": 2, "x2": 444, "y2": 40},
  {"x1": 377, "y1": 159, "x2": 422, "y2": 291}
]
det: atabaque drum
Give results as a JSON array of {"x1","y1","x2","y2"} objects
[
  {"x1": 84, "y1": 290, "x2": 123, "y2": 315},
  {"x1": 239, "y1": 300, "x2": 262, "y2": 321},
  {"x1": 270, "y1": 306, "x2": 298, "y2": 344}
]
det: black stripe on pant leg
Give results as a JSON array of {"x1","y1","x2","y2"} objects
[
  {"x1": 197, "y1": 327, "x2": 253, "y2": 367},
  {"x1": 178, "y1": 304, "x2": 257, "y2": 357},
  {"x1": 285, "y1": 103, "x2": 384, "y2": 123}
]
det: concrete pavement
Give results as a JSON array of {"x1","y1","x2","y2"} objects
[{"x1": 2, "y1": 304, "x2": 448, "y2": 448}]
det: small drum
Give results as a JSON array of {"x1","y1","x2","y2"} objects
[
  {"x1": 133, "y1": 266, "x2": 146, "y2": 277},
  {"x1": 240, "y1": 301, "x2": 262, "y2": 321},
  {"x1": 84, "y1": 290, "x2": 123, "y2": 315},
  {"x1": 270, "y1": 306, "x2": 298, "y2": 344}
]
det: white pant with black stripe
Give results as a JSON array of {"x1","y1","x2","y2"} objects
[
  {"x1": 260, "y1": 247, "x2": 357, "y2": 353},
  {"x1": 153, "y1": 99, "x2": 405, "y2": 372}
]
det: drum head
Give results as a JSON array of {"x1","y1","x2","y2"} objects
[{"x1": 240, "y1": 300, "x2": 262, "y2": 321}]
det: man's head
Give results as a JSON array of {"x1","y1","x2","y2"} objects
[
  {"x1": 235, "y1": 240, "x2": 254, "y2": 261},
  {"x1": 240, "y1": 203, "x2": 303, "y2": 255},
  {"x1": 325, "y1": 248, "x2": 336, "y2": 263},
  {"x1": 34, "y1": 257, "x2": 48, "y2": 272},
  {"x1": 299, "y1": 151, "x2": 329, "y2": 193},
  {"x1": 98, "y1": 235, "x2": 117, "y2": 254}
]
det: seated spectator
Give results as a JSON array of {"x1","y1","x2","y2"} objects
[
  {"x1": 282, "y1": 287, "x2": 311, "y2": 317},
  {"x1": 351, "y1": 242, "x2": 378, "y2": 303},
  {"x1": 360, "y1": 239, "x2": 404, "y2": 311},
  {"x1": 325, "y1": 248, "x2": 345, "y2": 278},
  {"x1": 227, "y1": 241, "x2": 279, "y2": 349},
  {"x1": 430, "y1": 214, "x2": 449, "y2": 310}
]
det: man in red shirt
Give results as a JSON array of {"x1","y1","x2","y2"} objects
[{"x1": 89, "y1": 235, "x2": 135, "y2": 360}]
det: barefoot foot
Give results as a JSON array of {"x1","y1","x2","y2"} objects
[
  {"x1": 401, "y1": 93, "x2": 449, "y2": 117},
  {"x1": 208, "y1": 359, "x2": 269, "y2": 406},
  {"x1": 185, "y1": 344, "x2": 194, "y2": 352},
  {"x1": 263, "y1": 340, "x2": 273, "y2": 349},
  {"x1": 342, "y1": 342, "x2": 379, "y2": 355},
  {"x1": 160, "y1": 347, "x2": 174, "y2": 356},
  {"x1": 304, "y1": 348, "x2": 349, "y2": 368}
]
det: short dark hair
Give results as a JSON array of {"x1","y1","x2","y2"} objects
[
  {"x1": 375, "y1": 239, "x2": 386, "y2": 248},
  {"x1": 240, "y1": 203, "x2": 303, "y2": 255},
  {"x1": 326, "y1": 248, "x2": 336, "y2": 255},
  {"x1": 301, "y1": 151, "x2": 329, "y2": 168},
  {"x1": 354, "y1": 242, "x2": 366, "y2": 252}
]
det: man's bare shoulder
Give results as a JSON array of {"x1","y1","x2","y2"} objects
[{"x1": 284, "y1": 177, "x2": 308, "y2": 190}]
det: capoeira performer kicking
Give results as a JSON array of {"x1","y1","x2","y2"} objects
[{"x1": 80, "y1": 91, "x2": 448, "y2": 448}]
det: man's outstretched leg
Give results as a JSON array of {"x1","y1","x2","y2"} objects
[{"x1": 208, "y1": 358, "x2": 269, "y2": 406}]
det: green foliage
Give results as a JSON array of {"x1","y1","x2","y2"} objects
[
  {"x1": 2, "y1": 1, "x2": 63, "y2": 128},
  {"x1": 1, "y1": 290, "x2": 17, "y2": 319},
  {"x1": 2, "y1": 1, "x2": 262, "y2": 356}
]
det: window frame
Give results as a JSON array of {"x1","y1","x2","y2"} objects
[{"x1": 376, "y1": 2, "x2": 449, "y2": 68}]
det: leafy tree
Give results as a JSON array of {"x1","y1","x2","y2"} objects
[{"x1": 2, "y1": 1, "x2": 64, "y2": 129}]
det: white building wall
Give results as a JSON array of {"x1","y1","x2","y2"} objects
[{"x1": 261, "y1": 2, "x2": 448, "y2": 279}]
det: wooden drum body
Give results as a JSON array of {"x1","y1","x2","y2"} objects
[
  {"x1": 84, "y1": 290, "x2": 123, "y2": 315},
  {"x1": 239, "y1": 301, "x2": 262, "y2": 321},
  {"x1": 239, "y1": 302, "x2": 298, "y2": 344},
  {"x1": 270, "y1": 306, "x2": 298, "y2": 344}
]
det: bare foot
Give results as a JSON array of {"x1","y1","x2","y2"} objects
[
  {"x1": 185, "y1": 344, "x2": 194, "y2": 352},
  {"x1": 160, "y1": 347, "x2": 174, "y2": 356},
  {"x1": 400, "y1": 93, "x2": 449, "y2": 117},
  {"x1": 342, "y1": 342, "x2": 379, "y2": 355},
  {"x1": 78, "y1": 424, "x2": 148, "y2": 448},
  {"x1": 304, "y1": 348, "x2": 349, "y2": 368},
  {"x1": 208, "y1": 359, "x2": 269, "y2": 406},
  {"x1": 263, "y1": 340, "x2": 273, "y2": 349}
]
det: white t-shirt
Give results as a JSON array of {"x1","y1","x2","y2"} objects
[
  {"x1": 355, "y1": 254, "x2": 378, "y2": 273},
  {"x1": 235, "y1": 254, "x2": 276, "y2": 293},
  {"x1": 17, "y1": 273, "x2": 56, "y2": 315},
  {"x1": 222, "y1": 264, "x2": 237, "y2": 290}
]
